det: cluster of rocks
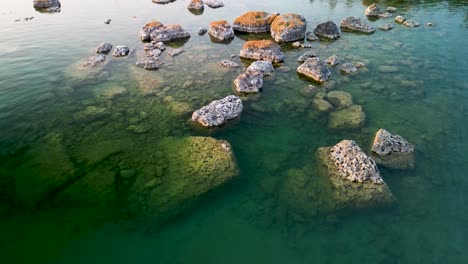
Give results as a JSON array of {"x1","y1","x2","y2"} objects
[
  {"x1": 33, "y1": 0, "x2": 61, "y2": 12},
  {"x1": 139, "y1": 20, "x2": 190, "y2": 43},
  {"x1": 234, "y1": 61, "x2": 274, "y2": 93},
  {"x1": 364, "y1": 3, "x2": 421, "y2": 30},
  {"x1": 136, "y1": 41, "x2": 166, "y2": 70}
]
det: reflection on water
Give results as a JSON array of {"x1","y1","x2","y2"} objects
[{"x1": 0, "y1": 0, "x2": 468, "y2": 263}]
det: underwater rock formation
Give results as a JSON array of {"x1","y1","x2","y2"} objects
[
  {"x1": 192, "y1": 95, "x2": 243, "y2": 127},
  {"x1": 239, "y1": 40, "x2": 284, "y2": 63},
  {"x1": 340, "y1": 63, "x2": 358, "y2": 75},
  {"x1": 219, "y1": 59, "x2": 240, "y2": 68},
  {"x1": 371, "y1": 129, "x2": 415, "y2": 169},
  {"x1": 313, "y1": 21, "x2": 341, "y2": 40},
  {"x1": 208, "y1": 20, "x2": 235, "y2": 41},
  {"x1": 83, "y1": 55, "x2": 106, "y2": 67},
  {"x1": 326, "y1": 91, "x2": 353, "y2": 110},
  {"x1": 232, "y1": 11, "x2": 278, "y2": 33},
  {"x1": 328, "y1": 105, "x2": 365, "y2": 130},
  {"x1": 297, "y1": 57, "x2": 331, "y2": 83},
  {"x1": 270, "y1": 13, "x2": 307, "y2": 42},
  {"x1": 379, "y1": 23, "x2": 394, "y2": 31},
  {"x1": 340, "y1": 17, "x2": 376, "y2": 34}
]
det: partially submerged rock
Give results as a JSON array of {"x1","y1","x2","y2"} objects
[
  {"x1": 208, "y1": 20, "x2": 235, "y2": 41},
  {"x1": 328, "y1": 105, "x2": 365, "y2": 130},
  {"x1": 112, "y1": 46, "x2": 130, "y2": 57},
  {"x1": 140, "y1": 20, "x2": 164, "y2": 41},
  {"x1": 387, "y1": 7, "x2": 398, "y2": 13},
  {"x1": 371, "y1": 129, "x2": 415, "y2": 169},
  {"x1": 325, "y1": 55, "x2": 340, "y2": 66},
  {"x1": 150, "y1": 24, "x2": 191, "y2": 43},
  {"x1": 204, "y1": 0, "x2": 223, "y2": 8},
  {"x1": 187, "y1": 0, "x2": 204, "y2": 12},
  {"x1": 152, "y1": 0, "x2": 175, "y2": 4},
  {"x1": 365, "y1": 3, "x2": 382, "y2": 17},
  {"x1": 297, "y1": 57, "x2": 331, "y2": 83},
  {"x1": 340, "y1": 17, "x2": 376, "y2": 34},
  {"x1": 95, "y1": 42, "x2": 112, "y2": 54},
  {"x1": 192, "y1": 95, "x2": 243, "y2": 127},
  {"x1": 395, "y1": 16, "x2": 406, "y2": 24},
  {"x1": 340, "y1": 63, "x2": 358, "y2": 75},
  {"x1": 379, "y1": 23, "x2": 394, "y2": 31},
  {"x1": 219, "y1": 59, "x2": 240, "y2": 68},
  {"x1": 313, "y1": 21, "x2": 341, "y2": 40},
  {"x1": 33, "y1": 0, "x2": 60, "y2": 11},
  {"x1": 297, "y1": 52, "x2": 317, "y2": 63},
  {"x1": 168, "y1": 48, "x2": 184, "y2": 57},
  {"x1": 306, "y1": 32, "x2": 319, "y2": 41},
  {"x1": 232, "y1": 11, "x2": 278, "y2": 33},
  {"x1": 403, "y1": 20, "x2": 420, "y2": 28},
  {"x1": 317, "y1": 140, "x2": 394, "y2": 209},
  {"x1": 234, "y1": 72, "x2": 264, "y2": 93},
  {"x1": 326, "y1": 91, "x2": 353, "y2": 109},
  {"x1": 83, "y1": 55, "x2": 106, "y2": 67},
  {"x1": 246, "y1": 60, "x2": 274, "y2": 76},
  {"x1": 239, "y1": 40, "x2": 284, "y2": 63},
  {"x1": 270, "y1": 13, "x2": 307, "y2": 42}
]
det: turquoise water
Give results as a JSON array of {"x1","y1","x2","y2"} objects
[{"x1": 1, "y1": 0, "x2": 468, "y2": 263}]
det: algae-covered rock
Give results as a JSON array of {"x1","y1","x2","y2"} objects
[
  {"x1": 64, "y1": 56, "x2": 109, "y2": 85},
  {"x1": 371, "y1": 129, "x2": 415, "y2": 169},
  {"x1": 239, "y1": 40, "x2": 284, "y2": 63},
  {"x1": 317, "y1": 140, "x2": 394, "y2": 209},
  {"x1": 326, "y1": 91, "x2": 353, "y2": 110},
  {"x1": 312, "y1": 99, "x2": 333, "y2": 113},
  {"x1": 233, "y1": 11, "x2": 278, "y2": 33},
  {"x1": 73, "y1": 106, "x2": 110, "y2": 123},
  {"x1": 14, "y1": 133, "x2": 76, "y2": 207},
  {"x1": 328, "y1": 105, "x2": 365, "y2": 130},
  {"x1": 129, "y1": 65, "x2": 165, "y2": 96},
  {"x1": 270, "y1": 13, "x2": 307, "y2": 42}
]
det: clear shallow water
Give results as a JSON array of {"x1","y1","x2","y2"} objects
[{"x1": 0, "y1": 0, "x2": 468, "y2": 263}]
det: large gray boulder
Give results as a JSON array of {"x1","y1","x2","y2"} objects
[
  {"x1": 270, "y1": 13, "x2": 307, "y2": 42},
  {"x1": 234, "y1": 72, "x2": 264, "y2": 93},
  {"x1": 371, "y1": 129, "x2": 415, "y2": 169},
  {"x1": 192, "y1": 95, "x2": 243, "y2": 127},
  {"x1": 233, "y1": 11, "x2": 278, "y2": 33},
  {"x1": 208, "y1": 21, "x2": 235, "y2": 41},
  {"x1": 297, "y1": 57, "x2": 331, "y2": 83},
  {"x1": 239, "y1": 40, "x2": 284, "y2": 63},
  {"x1": 340, "y1": 17, "x2": 376, "y2": 34},
  {"x1": 313, "y1": 21, "x2": 341, "y2": 40},
  {"x1": 365, "y1": 3, "x2": 382, "y2": 17}
]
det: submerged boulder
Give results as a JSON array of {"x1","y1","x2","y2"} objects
[
  {"x1": 204, "y1": 0, "x2": 223, "y2": 8},
  {"x1": 328, "y1": 105, "x2": 365, "y2": 130},
  {"x1": 371, "y1": 129, "x2": 415, "y2": 169},
  {"x1": 326, "y1": 91, "x2": 353, "y2": 110},
  {"x1": 95, "y1": 42, "x2": 113, "y2": 54},
  {"x1": 379, "y1": 23, "x2": 394, "y2": 31},
  {"x1": 317, "y1": 140, "x2": 394, "y2": 209},
  {"x1": 340, "y1": 17, "x2": 376, "y2": 34},
  {"x1": 239, "y1": 40, "x2": 284, "y2": 63},
  {"x1": 232, "y1": 11, "x2": 278, "y2": 33},
  {"x1": 340, "y1": 63, "x2": 358, "y2": 75},
  {"x1": 365, "y1": 3, "x2": 382, "y2": 17},
  {"x1": 219, "y1": 59, "x2": 240, "y2": 68},
  {"x1": 192, "y1": 95, "x2": 243, "y2": 127},
  {"x1": 234, "y1": 72, "x2": 264, "y2": 93},
  {"x1": 313, "y1": 21, "x2": 341, "y2": 40},
  {"x1": 270, "y1": 13, "x2": 307, "y2": 42},
  {"x1": 83, "y1": 55, "x2": 106, "y2": 67},
  {"x1": 208, "y1": 20, "x2": 235, "y2": 41},
  {"x1": 187, "y1": 0, "x2": 204, "y2": 12},
  {"x1": 297, "y1": 57, "x2": 331, "y2": 83}
]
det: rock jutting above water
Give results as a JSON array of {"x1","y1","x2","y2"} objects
[
  {"x1": 379, "y1": 23, "x2": 394, "y2": 31},
  {"x1": 112, "y1": 46, "x2": 130, "y2": 57},
  {"x1": 340, "y1": 17, "x2": 376, "y2": 34},
  {"x1": 395, "y1": 16, "x2": 406, "y2": 24},
  {"x1": 387, "y1": 7, "x2": 398, "y2": 13},
  {"x1": 365, "y1": 3, "x2": 382, "y2": 17},
  {"x1": 140, "y1": 20, "x2": 164, "y2": 41},
  {"x1": 316, "y1": 140, "x2": 394, "y2": 209},
  {"x1": 328, "y1": 105, "x2": 365, "y2": 130},
  {"x1": 297, "y1": 57, "x2": 331, "y2": 83},
  {"x1": 270, "y1": 13, "x2": 307, "y2": 42},
  {"x1": 187, "y1": 0, "x2": 204, "y2": 12},
  {"x1": 198, "y1": 28, "x2": 208, "y2": 35},
  {"x1": 313, "y1": 21, "x2": 341, "y2": 40},
  {"x1": 95, "y1": 42, "x2": 112, "y2": 54},
  {"x1": 246, "y1": 60, "x2": 274, "y2": 76},
  {"x1": 83, "y1": 55, "x2": 106, "y2": 67},
  {"x1": 239, "y1": 40, "x2": 284, "y2": 63},
  {"x1": 371, "y1": 129, "x2": 415, "y2": 169},
  {"x1": 403, "y1": 20, "x2": 420, "y2": 28},
  {"x1": 306, "y1": 32, "x2": 319, "y2": 41},
  {"x1": 192, "y1": 95, "x2": 243, "y2": 127},
  {"x1": 325, "y1": 55, "x2": 340, "y2": 66},
  {"x1": 208, "y1": 20, "x2": 235, "y2": 42},
  {"x1": 232, "y1": 11, "x2": 278, "y2": 33},
  {"x1": 297, "y1": 52, "x2": 317, "y2": 63},
  {"x1": 234, "y1": 72, "x2": 264, "y2": 94},
  {"x1": 33, "y1": 0, "x2": 60, "y2": 11},
  {"x1": 150, "y1": 24, "x2": 191, "y2": 43},
  {"x1": 204, "y1": 0, "x2": 223, "y2": 8}
]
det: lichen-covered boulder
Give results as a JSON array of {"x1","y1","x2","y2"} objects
[
  {"x1": 326, "y1": 91, "x2": 353, "y2": 109},
  {"x1": 313, "y1": 21, "x2": 341, "y2": 40},
  {"x1": 139, "y1": 20, "x2": 164, "y2": 41},
  {"x1": 328, "y1": 105, "x2": 365, "y2": 130},
  {"x1": 365, "y1": 3, "x2": 382, "y2": 17},
  {"x1": 340, "y1": 17, "x2": 376, "y2": 34},
  {"x1": 208, "y1": 20, "x2": 235, "y2": 41},
  {"x1": 234, "y1": 72, "x2": 264, "y2": 93},
  {"x1": 403, "y1": 20, "x2": 420, "y2": 28},
  {"x1": 112, "y1": 46, "x2": 130, "y2": 57},
  {"x1": 204, "y1": 0, "x2": 223, "y2": 8},
  {"x1": 95, "y1": 42, "x2": 112, "y2": 54},
  {"x1": 239, "y1": 40, "x2": 284, "y2": 63},
  {"x1": 395, "y1": 16, "x2": 406, "y2": 24},
  {"x1": 270, "y1": 13, "x2": 307, "y2": 42},
  {"x1": 187, "y1": 0, "x2": 204, "y2": 12},
  {"x1": 192, "y1": 95, "x2": 243, "y2": 127},
  {"x1": 232, "y1": 11, "x2": 278, "y2": 33},
  {"x1": 371, "y1": 129, "x2": 415, "y2": 169},
  {"x1": 297, "y1": 57, "x2": 331, "y2": 83},
  {"x1": 246, "y1": 60, "x2": 274, "y2": 76},
  {"x1": 317, "y1": 140, "x2": 394, "y2": 209}
]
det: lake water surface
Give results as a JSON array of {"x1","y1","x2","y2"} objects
[{"x1": 1, "y1": 0, "x2": 468, "y2": 263}]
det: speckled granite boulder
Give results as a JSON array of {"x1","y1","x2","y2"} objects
[
  {"x1": 328, "y1": 105, "x2": 365, "y2": 130},
  {"x1": 239, "y1": 40, "x2": 284, "y2": 63},
  {"x1": 371, "y1": 129, "x2": 415, "y2": 169},
  {"x1": 365, "y1": 3, "x2": 382, "y2": 17},
  {"x1": 317, "y1": 140, "x2": 394, "y2": 209},
  {"x1": 150, "y1": 24, "x2": 191, "y2": 43},
  {"x1": 187, "y1": 0, "x2": 204, "y2": 12},
  {"x1": 233, "y1": 11, "x2": 278, "y2": 33},
  {"x1": 204, "y1": 0, "x2": 223, "y2": 8},
  {"x1": 192, "y1": 95, "x2": 243, "y2": 127},
  {"x1": 270, "y1": 13, "x2": 307, "y2": 42},
  {"x1": 95, "y1": 42, "x2": 112, "y2": 54},
  {"x1": 208, "y1": 20, "x2": 235, "y2": 41},
  {"x1": 313, "y1": 21, "x2": 341, "y2": 40},
  {"x1": 297, "y1": 57, "x2": 331, "y2": 83},
  {"x1": 234, "y1": 72, "x2": 264, "y2": 93},
  {"x1": 139, "y1": 20, "x2": 164, "y2": 41},
  {"x1": 340, "y1": 17, "x2": 376, "y2": 34},
  {"x1": 246, "y1": 60, "x2": 274, "y2": 76}
]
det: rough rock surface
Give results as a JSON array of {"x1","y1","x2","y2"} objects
[
  {"x1": 83, "y1": 55, "x2": 106, "y2": 67},
  {"x1": 328, "y1": 105, "x2": 365, "y2": 130},
  {"x1": 340, "y1": 63, "x2": 358, "y2": 74},
  {"x1": 297, "y1": 52, "x2": 317, "y2": 63},
  {"x1": 270, "y1": 13, "x2": 307, "y2": 42},
  {"x1": 313, "y1": 99, "x2": 333, "y2": 113},
  {"x1": 204, "y1": 0, "x2": 223, "y2": 8},
  {"x1": 232, "y1": 11, "x2": 278, "y2": 33},
  {"x1": 325, "y1": 55, "x2": 340, "y2": 66},
  {"x1": 192, "y1": 95, "x2": 243, "y2": 127},
  {"x1": 187, "y1": 0, "x2": 204, "y2": 11},
  {"x1": 246, "y1": 60, "x2": 274, "y2": 76},
  {"x1": 306, "y1": 32, "x2": 319, "y2": 41},
  {"x1": 208, "y1": 20, "x2": 235, "y2": 41},
  {"x1": 150, "y1": 24, "x2": 191, "y2": 43},
  {"x1": 395, "y1": 16, "x2": 406, "y2": 24},
  {"x1": 33, "y1": 0, "x2": 60, "y2": 8},
  {"x1": 371, "y1": 129, "x2": 415, "y2": 169},
  {"x1": 96, "y1": 42, "x2": 112, "y2": 54},
  {"x1": 379, "y1": 23, "x2": 394, "y2": 31},
  {"x1": 317, "y1": 140, "x2": 394, "y2": 209},
  {"x1": 326, "y1": 91, "x2": 353, "y2": 109},
  {"x1": 403, "y1": 20, "x2": 420, "y2": 28},
  {"x1": 297, "y1": 57, "x2": 331, "y2": 83},
  {"x1": 219, "y1": 59, "x2": 240, "y2": 68},
  {"x1": 365, "y1": 3, "x2": 382, "y2": 17},
  {"x1": 340, "y1": 17, "x2": 376, "y2": 34},
  {"x1": 112, "y1": 46, "x2": 130, "y2": 57},
  {"x1": 234, "y1": 72, "x2": 264, "y2": 93},
  {"x1": 313, "y1": 21, "x2": 341, "y2": 40},
  {"x1": 239, "y1": 40, "x2": 284, "y2": 63},
  {"x1": 140, "y1": 20, "x2": 164, "y2": 41}
]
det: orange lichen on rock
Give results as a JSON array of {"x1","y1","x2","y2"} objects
[
  {"x1": 210, "y1": 20, "x2": 229, "y2": 27},
  {"x1": 242, "y1": 40, "x2": 277, "y2": 49},
  {"x1": 271, "y1": 13, "x2": 306, "y2": 42},
  {"x1": 233, "y1": 11, "x2": 278, "y2": 33},
  {"x1": 144, "y1": 20, "x2": 164, "y2": 29}
]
